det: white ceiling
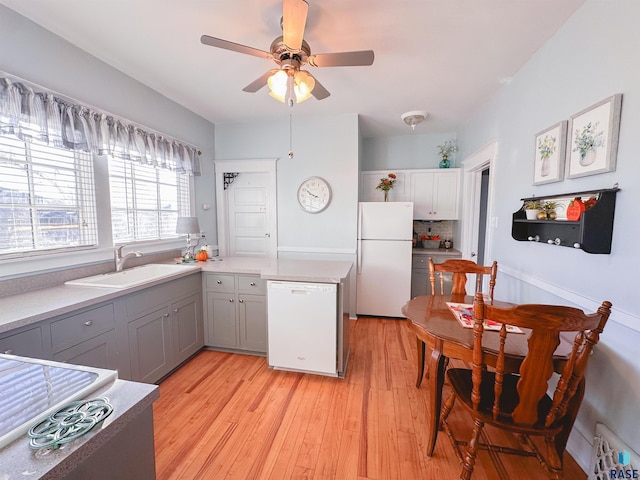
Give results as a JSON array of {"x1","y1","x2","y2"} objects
[{"x1": 1, "y1": 0, "x2": 584, "y2": 137}]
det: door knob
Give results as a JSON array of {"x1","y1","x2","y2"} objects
[{"x1": 471, "y1": 252, "x2": 477, "y2": 257}]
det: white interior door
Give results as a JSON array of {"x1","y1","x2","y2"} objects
[
  {"x1": 214, "y1": 159, "x2": 278, "y2": 258},
  {"x1": 227, "y1": 172, "x2": 270, "y2": 257}
]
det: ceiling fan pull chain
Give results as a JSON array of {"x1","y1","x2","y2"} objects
[{"x1": 288, "y1": 113, "x2": 294, "y2": 159}]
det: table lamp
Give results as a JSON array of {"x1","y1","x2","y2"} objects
[{"x1": 176, "y1": 216, "x2": 200, "y2": 258}]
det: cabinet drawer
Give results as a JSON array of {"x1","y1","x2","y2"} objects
[
  {"x1": 50, "y1": 303, "x2": 115, "y2": 351},
  {"x1": 412, "y1": 254, "x2": 461, "y2": 268},
  {"x1": 0, "y1": 325, "x2": 48, "y2": 358},
  {"x1": 237, "y1": 275, "x2": 265, "y2": 293},
  {"x1": 412, "y1": 256, "x2": 430, "y2": 268},
  {"x1": 126, "y1": 274, "x2": 201, "y2": 318},
  {"x1": 205, "y1": 273, "x2": 236, "y2": 292}
]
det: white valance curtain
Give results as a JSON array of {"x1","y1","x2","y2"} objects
[{"x1": 0, "y1": 77, "x2": 200, "y2": 175}]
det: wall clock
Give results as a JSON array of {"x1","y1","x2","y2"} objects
[{"x1": 297, "y1": 176, "x2": 332, "y2": 213}]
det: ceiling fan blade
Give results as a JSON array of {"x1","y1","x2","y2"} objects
[
  {"x1": 282, "y1": 0, "x2": 308, "y2": 51},
  {"x1": 308, "y1": 50, "x2": 375, "y2": 67},
  {"x1": 200, "y1": 35, "x2": 272, "y2": 60},
  {"x1": 242, "y1": 70, "x2": 276, "y2": 93},
  {"x1": 310, "y1": 76, "x2": 330, "y2": 100}
]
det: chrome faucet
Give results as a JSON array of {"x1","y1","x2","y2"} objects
[{"x1": 114, "y1": 245, "x2": 143, "y2": 272}]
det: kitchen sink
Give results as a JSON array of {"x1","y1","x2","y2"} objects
[
  {"x1": 0, "y1": 354, "x2": 118, "y2": 448},
  {"x1": 65, "y1": 263, "x2": 200, "y2": 289}
]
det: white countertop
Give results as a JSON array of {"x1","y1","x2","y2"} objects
[
  {"x1": 412, "y1": 247, "x2": 461, "y2": 256},
  {"x1": 260, "y1": 259, "x2": 352, "y2": 283}
]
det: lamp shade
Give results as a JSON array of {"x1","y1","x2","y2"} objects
[{"x1": 176, "y1": 216, "x2": 200, "y2": 234}]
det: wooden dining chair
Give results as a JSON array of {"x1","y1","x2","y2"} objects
[
  {"x1": 414, "y1": 258, "x2": 499, "y2": 388},
  {"x1": 429, "y1": 258, "x2": 498, "y2": 302},
  {"x1": 440, "y1": 293, "x2": 612, "y2": 480}
]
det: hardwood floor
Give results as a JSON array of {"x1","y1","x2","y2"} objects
[{"x1": 153, "y1": 317, "x2": 587, "y2": 479}]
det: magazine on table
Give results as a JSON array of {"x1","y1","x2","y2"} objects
[{"x1": 446, "y1": 302, "x2": 524, "y2": 334}]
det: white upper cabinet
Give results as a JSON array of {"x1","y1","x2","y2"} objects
[
  {"x1": 361, "y1": 168, "x2": 460, "y2": 220},
  {"x1": 410, "y1": 169, "x2": 460, "y2": 219}
]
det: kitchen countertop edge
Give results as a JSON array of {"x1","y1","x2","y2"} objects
[
  {"x1": 0, "y1": 257, "x2": 354, "y2": 333},
  {"x1": 412, "y1": 248, "x2": 461, "y2": 256},
  {"x1": 1, "y1": 378, "x2": 159, "y2": 479}
]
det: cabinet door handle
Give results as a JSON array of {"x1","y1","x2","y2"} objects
[
  {"x1": 84, "y1": 320, "x2": 93, "y2": 326},
  {"x1": 163, "y1": 313, "x2": 170, "y2": 317},
  {"x1": 2, "y1": 349, "x2": 13, "y2": 355},
  {"x1": 250, "y1": 282, "x2": 256, "y2": 286},
  {"x1": 217, "y1": 280, "x2": 222, "y2": 284},
  {"x1": 229, "y1": 298, "x2": 234, "y2": 303},
  {"x1": 173, "y1": 309, "x2": 178, "y2": 313},
  {"x1": 239, "y1": 299, "x2": 244, "y2": 303}
]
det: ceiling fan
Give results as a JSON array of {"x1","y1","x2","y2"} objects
[{"x1": 200, "y1": 0, "x2": 374, "y2": 105}]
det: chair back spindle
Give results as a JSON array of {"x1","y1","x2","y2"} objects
[{"x1": 429, "y1": 258, "x2": 498, "y2": 302}]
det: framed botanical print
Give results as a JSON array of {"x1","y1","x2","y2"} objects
[
  {"x1": 533, "y1": 121, "x2": 567, "y2": 185},
  {"x1": 566, "y1": 94, "x2": 622, "y2": 179}
]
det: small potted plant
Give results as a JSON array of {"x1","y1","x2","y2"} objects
[
  {"x1": 523, "y1": 200, "x2": 542, "y2": 220},
  {"x1": 541, "y1": 200, "x2": 559, "y2": 220}
]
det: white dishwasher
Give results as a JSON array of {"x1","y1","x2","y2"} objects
[{"x1": 267, "y1": 280, "x2": 338, "y2": 376}]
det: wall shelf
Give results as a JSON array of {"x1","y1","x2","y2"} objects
[{"x1": 511, "y1": 187, "x2": 619, "y2": 254}]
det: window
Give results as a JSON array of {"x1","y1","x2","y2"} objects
[
  {"x1": 0, "y1": 134, "x2": 97, "y2": 256},
  {"x1": 108, "y1": 155, "x2": 191, "y2": 243}
]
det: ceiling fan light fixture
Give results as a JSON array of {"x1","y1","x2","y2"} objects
[
  {"x1": 267, "y1": 69, "x2": 289, "y2": 102},
  {"x1": 401, "y1": 110, "x2": 428, "y2": 131},
  {"x1": 293, "y1": 70, "x2": 315, "y2": 102},
  {"x1": 268, "y1": 68, "x2": 315, "y2": 104}
]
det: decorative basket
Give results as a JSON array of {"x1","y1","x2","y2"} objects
[{"x1": 421, "y1": 240, "x2": 440, "y2": 249}]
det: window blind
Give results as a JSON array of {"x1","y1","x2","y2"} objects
[
  {"x1": 0, "y1": 133, "x2": 98, "y2": 255},
  {"x1": 109, "y1": 155, "x2": 190, "y2": 243}
]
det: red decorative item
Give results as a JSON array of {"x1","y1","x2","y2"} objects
[
  {"x1": 584, "y1": 197, "x2": 597, "y2": 210},
  {"x1": 566, "y1": 197, "x2": 586, "y2": 221}
]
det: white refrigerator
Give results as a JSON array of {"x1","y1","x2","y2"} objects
[{"x1": 356, "y1": 202, "x2": 414, "y2": 317}]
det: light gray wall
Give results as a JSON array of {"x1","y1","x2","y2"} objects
[
  {"x1": 214, "y1": 114, "x2": 359, "y2": 252},
  {"x1": 362, "y1": 132, "x2": 458, "y2": 170},
  {"x1": 0, "y1": 5, "x2": 217, "y2": 264},
  {"x1": 214, "y1": 114, "x2": 360, "y2": 312},
  {"x1": 458, "y1": 0, "x2": 640, "y2": 469}
]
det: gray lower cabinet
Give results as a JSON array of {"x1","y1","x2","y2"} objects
[
  {"x1": 0, "y1": 272, "x2": 202, "y2": 384},
  {"x1": 411, "y1": 253, "x2": 462, "y2": 298},
  {"x1": 50, "y1": 302, "x2": 118, "y2": 370},
  {"x1": 126, "y1": 274, "x2": 203, "y2": 384},
  {"x1": 0, "y1": 323, "x2": 51, "y2": 359},
  {"x1": 203, "y1": 273, "x2": 267, "y2": 354},
  {"x1": 238, "y1": 293, "x2": 267, "y2": 352},
  {"x1": 53, "y1": 331, "x2": 118, "y2": 370}
]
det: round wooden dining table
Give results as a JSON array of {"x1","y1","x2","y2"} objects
[{"x1": 401, "y1": 294, "x2": 579, "y2": 458}]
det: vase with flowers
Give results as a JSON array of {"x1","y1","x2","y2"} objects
[
  {"x1": 376, "y1": 173, "x2": 396, "y2": 201},
  {"x1": 573, "y1": 121, "x2": 604, "y2": 167},
  {"x1": 436, "y1": 140, "x2": 457, "y2": 168}
]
